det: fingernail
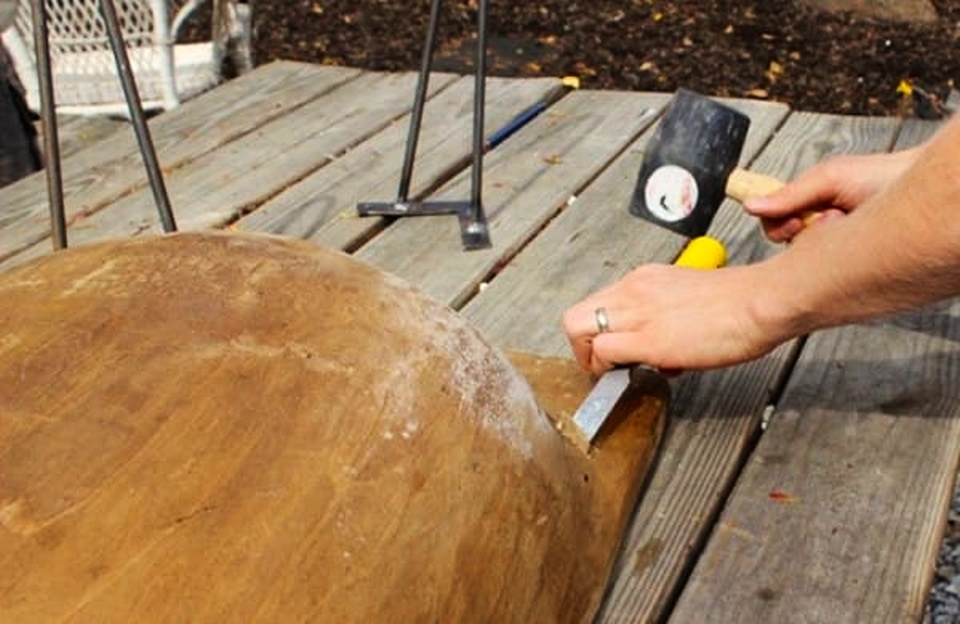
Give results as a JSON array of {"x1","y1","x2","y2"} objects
[{"x1": 744, "y1": 196, "x2": 770, "y2": 212}]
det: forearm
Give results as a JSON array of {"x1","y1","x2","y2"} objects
[{"x1": 752, "y1": 115, "x2": 960, "y2": 338}]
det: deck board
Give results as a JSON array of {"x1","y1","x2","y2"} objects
[
  {"x1": 459, "y1": 96, "x2": 792, "y2": 623},
  {"x1": 235, "y1": 75, "x2": 564, "y2": 249},
  {"x1": 353, "y1": 89, "x2": 666, "y2": 309},
  {"x1": 670, "y1": 118, "x2": 951, "y2": 624},
  {"x1": 671, "y1": 305, "x2": 960, "y2": 623},
  {"x1": 0, "y1": 69, "x2": 458, "y2": 270},
  {"x1": 40, "y1": 114, "x2": 128, "y2": 160},
  {"x1": 0, "y1": 61, "x2": 360, "y2": 262}
]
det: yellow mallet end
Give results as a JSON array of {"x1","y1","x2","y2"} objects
[{"x1": 674, "y1": 236, "x2": 727, "y2": 269}]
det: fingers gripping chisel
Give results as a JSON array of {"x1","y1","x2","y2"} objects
[{"x1": 570, "y1": 235, "x2": 727, "y2": 445}]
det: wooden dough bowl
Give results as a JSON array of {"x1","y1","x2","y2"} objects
[{"x1": 0, "y1": 232, "x2": 664, "y2": 622}]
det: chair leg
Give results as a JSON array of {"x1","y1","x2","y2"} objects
[
  {"x1": 229, "y1": 0, "x2": 255, "y2": 73},
  {"x1": 214, "y1": 0, "x2": 255, "y2": 76},
  {"x1": 467, "y1": 0, "x2": 489, "y2": 245}
]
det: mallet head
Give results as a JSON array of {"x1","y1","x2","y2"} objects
[{"x1": 629, "y1": 89, "x2": 750, "y2": 237}]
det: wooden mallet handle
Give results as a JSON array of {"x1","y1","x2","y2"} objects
[{"x1": 726, "y1": 168, "x2": 784, "y2": 201}]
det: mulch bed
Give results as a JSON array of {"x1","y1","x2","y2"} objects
[{"x1": 250, "y1": 0, "x2": 959, "y2": 117}]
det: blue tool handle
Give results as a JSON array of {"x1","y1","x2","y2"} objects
[{"x1": 486, "y1": 101, "x2": 547, "y2": 149}]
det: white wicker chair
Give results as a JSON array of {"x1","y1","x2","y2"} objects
[{"x1": 0, "y1": 0, "x2": 252, "y2": 116}]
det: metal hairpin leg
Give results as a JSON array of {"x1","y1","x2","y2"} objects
[
  {"x1": 100, "y1": 0, "x2": 177, "y2": 233},
  {"x1": 357, "y1": 0, "x2": 491, "y2": 251},
  {"x1": 31, "y1": 0, "x2": 178, "y2": 251},
  {"x1": 30, "y1": 0, "x2": 65, "y2": 250}
]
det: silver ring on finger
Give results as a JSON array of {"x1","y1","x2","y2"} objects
[{"x1": 594, "y1": 307, "x2": 611, "y2": 334}]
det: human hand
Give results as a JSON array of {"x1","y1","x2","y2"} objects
[
  {"x1": 744, "y1": 149, "x2": 919, "y2": 243},
  {"x1": 562, "y1": 264, "x2": 791, "y2": 375}
]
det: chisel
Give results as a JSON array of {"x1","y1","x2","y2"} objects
[{"x1": 571, "y1": 235, "x2": 727, "y2": 445}]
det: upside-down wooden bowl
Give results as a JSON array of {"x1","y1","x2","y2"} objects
[{"x1": 0, "y1": 232, "x2": 663, "y2": 622}]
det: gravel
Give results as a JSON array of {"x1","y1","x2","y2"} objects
[{"x1": 927, "y1": 479, "x2": 960, "y2": 623}]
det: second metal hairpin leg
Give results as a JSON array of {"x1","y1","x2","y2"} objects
[{"x1": 356, "y1": 0, "x2": 491, "y2": 251}]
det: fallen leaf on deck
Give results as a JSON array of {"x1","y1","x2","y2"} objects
[
  {"x1": 768, "y1": 490, "x2": 799, "y2": 504},
  {"x1": 542, "y1": 154, "x2": 563, "y2": 165}
]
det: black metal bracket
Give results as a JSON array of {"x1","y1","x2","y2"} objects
[{"x1": 356, "y1": 0, "x2": 492, "y2": 251}]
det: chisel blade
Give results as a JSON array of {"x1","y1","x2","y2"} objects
[
  {"x1": 571, "y1": 365, "x2": 671, "y2": 445},
  {"x1": 571, "y1": 368, "x2": 631, "y2": 443}
]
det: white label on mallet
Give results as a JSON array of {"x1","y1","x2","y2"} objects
[{"x1": 644, "y1": 165, "x2": 699, "y2": 223}]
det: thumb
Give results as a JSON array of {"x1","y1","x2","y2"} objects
[{"x1": 743, "y1": 171, "x2": 835, "y2": 219}]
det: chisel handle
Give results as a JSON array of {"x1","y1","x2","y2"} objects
[
  {"x1": 674, "y1": 235, "x2": 727, "y2": 269},
  {"x1": 725, "y1": 168, "x2": 821, "y2": 229}
]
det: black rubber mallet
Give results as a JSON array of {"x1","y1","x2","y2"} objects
[{"x1": 629, "y1": 88, "x2": 785, "y2": 237}]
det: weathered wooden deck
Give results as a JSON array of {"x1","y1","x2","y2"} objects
[{"x1": 1, "y1": 60, "x2": 957, "y2": 622}]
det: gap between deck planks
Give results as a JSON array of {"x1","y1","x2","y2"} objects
[{"x1": 670, "y1": 118, "x2": 955, "y2": 624}]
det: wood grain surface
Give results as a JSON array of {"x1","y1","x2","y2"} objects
[{"x1": 0, "y1": 231, "x2": 663, "y2": 622}]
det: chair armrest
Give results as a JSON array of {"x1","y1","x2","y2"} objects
[{"x1": 170, "y1": 0, "x2": 210, "y2": 41}]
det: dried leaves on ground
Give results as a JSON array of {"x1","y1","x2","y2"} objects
[{"x1": 250, "y1": 0, "x2": 960, "y2": 116}]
